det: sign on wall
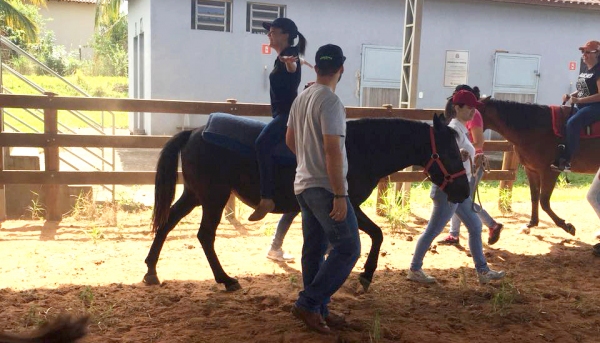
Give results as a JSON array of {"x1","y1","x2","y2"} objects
[
  {"x1": 569, "y1": 61, "x2": 577, "y2": 71},
  {"x1": 444, "y1": 50, "x2": 469, "y2": 87},
  {"x1": 261, "y1": 44, "x2": 271, "y2": 55}
]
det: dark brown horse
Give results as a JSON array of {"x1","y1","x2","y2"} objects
[
  {"x1": 0, "y1": 315, "x2": 88, "y2": 343},
  {"x1": 144, "y1": 114, "x2": 469, "y2": 291},
  {"x1": 479, "y1": 97, "x2": 600, "y2": 235}
]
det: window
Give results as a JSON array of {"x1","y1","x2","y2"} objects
[
  {"x1": 193, "y1": 0, "x2": 232, "y2": 32},
  {"x1": 246, "y1": 2, "x2": 286, "y2": 34}
]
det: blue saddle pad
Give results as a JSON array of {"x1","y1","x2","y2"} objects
[{"x1": 202, "y1": 112, "x2": 296, "y2": 165}]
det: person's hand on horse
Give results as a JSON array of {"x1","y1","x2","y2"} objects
[
  {"x1": 279, "y1": 55, "x2": 299, "y2": 65},
  {"x1": 460, "y1": 148, "x2": 470, "y2": 162},
  {"x1": 562, "y1": 93, "x2": 571, "y2": 104},
  {"x1": 330, "y1": 197, "x2": 347, "y2": 222}
]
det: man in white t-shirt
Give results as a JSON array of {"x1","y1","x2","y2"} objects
[
  {"x1": 286, "y1": 44, "x2": 360, "y2": 334},
  {"x1": 285, "y1": 44, "x2": 360, "y2": 334}
]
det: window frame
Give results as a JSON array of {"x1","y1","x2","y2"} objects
[
  {"x1": 246, "y1": 2, "x2": 286, "y2": 34},
  {"x1": 193, "y1": 0, "x2": 232, "y2": 33}
]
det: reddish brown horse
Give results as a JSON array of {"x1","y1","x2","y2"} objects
[{"x1": 478, "y1": 97, "x2": 600, "y2": 235}]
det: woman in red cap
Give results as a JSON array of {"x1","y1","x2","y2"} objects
[
  {"x1": 408, "y1": 90, "x2": 505, "y2": 285},
  {"x1": 552, "y1": 40, "x2": 600, "y2": 172},
  {"x1": 249, "y1": 17, "x2": 307, "y2": 221}
]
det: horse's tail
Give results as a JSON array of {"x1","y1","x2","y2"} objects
[
  {"x1": 0, "y1": 314, "x2": 88, "y2": 343},
  {"x1": 151, "y1": 130, "x2": 193, "y2": 235}
]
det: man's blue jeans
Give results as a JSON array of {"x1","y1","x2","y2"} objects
[
  {"x1": 411, "y1": 184, "x2": 490, "y2": 273},
  {"x1": 565, "y1": 102, "x2": 600, "y2": 161},
  {"x1": 450, "y1": 166, "x2": 496, "y2": 235},
  {"x1": 295, "y1": 187, "x2": 361, "y2": 316}
]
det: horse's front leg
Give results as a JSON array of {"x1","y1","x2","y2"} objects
[
  {"x1": 539, "y1": 170, "x2": 576, "y2": 235},
  {"x1": 198, "y1": 205, "x2": 241, "y2": 291},
  {"x1": 354, "y1": 206, "x2": 383, "y2": 292},
  {"x1": 144, "y1": 191, "x2": 197, "y2": 285},
  {"x1": 524, "y1": 167, "x2": 541, "y2": 228}
]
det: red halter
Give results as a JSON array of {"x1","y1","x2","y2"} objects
[{"x1": 423, "y1": 127, "x2": 467, "y2": 191}]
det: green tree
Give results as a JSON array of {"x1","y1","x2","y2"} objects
[
  {"x1": 92, "y1": 0, "x2": 127, "y2": 76},
  {"x1": 0, "y1": 0, "x2": 46, "y2": 43}
]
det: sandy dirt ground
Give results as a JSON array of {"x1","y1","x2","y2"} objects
[{"x1": 1, "y1": 198, "x2": 599, "y2": 343}]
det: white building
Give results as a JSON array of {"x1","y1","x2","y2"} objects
[
  {"x1": 39, "y1": 0, "x2": 96, "y2": 59},
  {"x1": 127, "y1": 0, "x2": 600, "y2": 135}
]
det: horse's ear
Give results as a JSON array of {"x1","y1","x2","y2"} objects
[{"x1": 481, "y1": 96, "x2": 491, "y2": 103}]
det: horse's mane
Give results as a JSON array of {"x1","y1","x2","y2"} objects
[
  {"x1": 485, "y1": 98, "x2": 553, "y2": 130},
  {"x1": 347, "y1": 117, "x2": 430, "y2": 148}
]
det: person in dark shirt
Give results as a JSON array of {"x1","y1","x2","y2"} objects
[
  {"x1": 552, "y1": 40, "x2": 600, "y2": 172},
  {"x1": 249, "y1": 17, "x2": 307, "y2": 221}
]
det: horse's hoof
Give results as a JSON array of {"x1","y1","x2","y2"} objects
[
  {"x1": 519, "y1": 225, "x2": 531, "y2": 235},
  {"x1": 593, "y1": 243, "x2": 600, "y2": 257},
  {"x1": 564, "y1": 223, "x2": 576, "y2": 236},
  {"x1": 526, "y1": 222, "x2": 538, "y2": 228},
  {"x1": 143, "y1": 273, "x2": 161, "y2": 286},
  {"x1": 358, "y1": 275, "x2": 371, "y2": 292},
  {"x1": 225, "y1": 281, "x2": 242, "y2": 292}
]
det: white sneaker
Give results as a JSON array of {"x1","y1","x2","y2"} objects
[
  {"x1": 477, "y1": 269, "x2": 506, "y2": 284},
  {"x1": 407, "y1": 269, "x2": 436, "y2": 284},
  {"x1": 266, "y1": 248, "x2": 294, "y2": 262}
]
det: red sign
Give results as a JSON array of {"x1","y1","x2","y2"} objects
[
  {"x1": 569, "y1": 61, "x2": 577, "y2": 71},
  {"x1": 261, "y1": 44, "x2": 271, "y2": 55}
]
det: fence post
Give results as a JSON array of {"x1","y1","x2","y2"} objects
[
  {"x1": 0, "y1": 105, "x2": 4, "y2": 224},
  {"x1": 498, "y1": 150, "x2": 519, "y2": 211},
  {"x1": 43, "y1": 92, "x2": 61, "y2": 221}
]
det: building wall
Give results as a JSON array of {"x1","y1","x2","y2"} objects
[
  {"x1": 128, "y1": 0, "x2": 153, "y2": 133},
  {"x1": 417, "y1": 0, "x2": 598, "y2": 108},
  {"x1": 133, "y1": 0, "x2": 405, "y2": 134},
  {"x1": 40, "y1": 1, "x2": 96, "y2": 59},
  {"x1": 129, "y1": 0, "x2": 600, "y2": 134}
]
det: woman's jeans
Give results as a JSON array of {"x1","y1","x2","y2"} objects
[
  {"x1": 565, "y1": 102, "x2": 600, "y2": 161},
  {"x1": 256, "y1": 113, "x2": 289, "y2": 198},
  {"x1": 449, "y1": 166, "x2": 496, "y2": 235},
  {"x1": 587, "y1": 168, "x2": 600, "y2": 221},
  {"x1": 270, "y1": 212, "x2": 299, "y2": 251},
  {"x1": 295, "y1": 187, "x2": 361, "y2": 316},
  {"x1": 411, "y1": 184, "x2": 489, "y2": 273}
]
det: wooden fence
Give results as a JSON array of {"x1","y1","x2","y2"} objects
[{"x1": 0, "y1": 93, "x2": 517, "y2": 220}]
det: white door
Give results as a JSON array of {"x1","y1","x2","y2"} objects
[
  {"x1": 359, "y1": 45, "x2": 402, "y2": 107},
  {"x1": 492, "y1": 53, "x2": 541, "y2": 103}
]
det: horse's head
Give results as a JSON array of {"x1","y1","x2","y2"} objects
[{"x1": 423, "y1": 114, "x2": 470, "y2": 203}]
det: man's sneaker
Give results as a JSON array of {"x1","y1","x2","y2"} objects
[
  {"x1": 266, "y1": 248, "x2": 294, "y2": 262},
  {"x1": 407, "y1": 269, "x2": 436, "y2": 284},
  {"x1": 488, "y1": 223, "x2": 503, "y2": 245},
  {"x1": 437, "y1": 235, "x2": 460, "y2": 246},
  {"x1": 477, "y1": 269, "x2": 506, "y2": 284}
]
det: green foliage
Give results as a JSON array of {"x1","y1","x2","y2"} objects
[
  {"x1": 0, "y1": 0, "x2": 45, "y2": 44},
  {"x1": 369, "y1": 311, "x2": 382, "y2": 343},
  {"x1": 89, "y1": 14, "x2": 127, "y2": 76},
  {"x1": 28, "y1": 30, "x2": 80, "y2": 76},
  {"x1": 379, "y1": 183, "x2": 411, "y2": 233},
  {"x1": 26, "y1": 191, "x2": 44, "y2": 220},
  {"x1": 491, "y1": 279, "x2": 519, "y2": 315}
]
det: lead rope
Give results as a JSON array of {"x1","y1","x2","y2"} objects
[{"x1": 469, "y1": 154, "x2": 489, "y2": 213}]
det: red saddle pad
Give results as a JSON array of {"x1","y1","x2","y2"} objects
[{"x1": 550, "y1": 105, "x2": 600, "y2": 139}]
